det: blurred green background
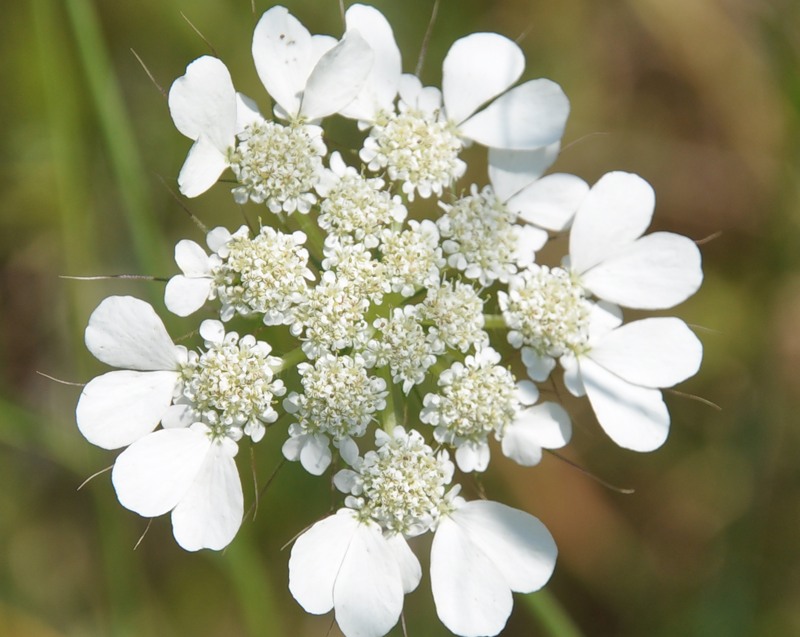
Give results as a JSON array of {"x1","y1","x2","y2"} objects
[{"x1": 2, "y1": 0, "x2": 799, "y2": 635}]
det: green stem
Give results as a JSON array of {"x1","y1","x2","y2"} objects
[
  {"x1": 483, "y1": 314, "x2": 506, "y2": 329},
  {"x1": 522, "y1": 588, "x2": 584, "y2": 637}
]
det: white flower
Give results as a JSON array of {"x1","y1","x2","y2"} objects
[
  {"x1": 282, "y1": 353, "x2": 387, "y2": 475},
  {"x1": 431, "y1": 498, "x2": 557, "y2": 637},
  {"x1": 317, "y1": 152, "x2": 407, "y2": 248},
  {"x1": 251, "y1": 6, "x2": 373, "y2": 124},
  {"x1": 437, "y1": 184, "x2": 540, "y2": 285},
  {"x1": 420, "y1": 348, "x2": 571, "y2": 472},
  {"x1": 360, "y1": 75, "x2": 466, "y2": 200},
  {"x1": 170, "y1": 320, "x2": 285, "y2": 443},
  {"x1": 421, "y1": 280, "x2": 488, "y2": 353},
  {"x1": 379, "y1": 219, "x2": 445, "y2": 297},
  {"x1": 368, "y1": 306, "x2": 444, "y2": 394},
  {"x1": 288, "y1": 509, "x2": 421, "y2": 637},
  {"x1": 334, "y1": 427, "x2": 455, "y2": 537},
  {"x1": 168, "y1": 56, "x2": 237, "y2": 198},
  {"x1": 111, "y1": 422, "x2": 243, "y2": 551},
  {"x1": 76, "y1": 296, "x2": 186, "y2": 449}
]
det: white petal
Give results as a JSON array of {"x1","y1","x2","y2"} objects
[
  {"x1": 443, "y1": 33, "x2": 524, "y2": 125},
  {"x1": 171, "y1": 439, "x2": 243, "y2": 551},
  {"x1": 521, "y1": 348, "x2": 556, "y2": 382},
  {"x1": 289, "y1": 510, "x2": 360, "y2": 614},
  {"x1": 199, "y1": 319, "x2": 225, "y2": 344},
  {"x1": 431, "y1": 514, "x2": 513, "y2": 637},
  {"x1": 456, "y1": 441, "x2": 490, "y2": 473},
  {"x1": 112, "y1": 428, "x2": 211, "y2": 517},
  {"x1": 177, "y1": 134, "x2": 230, "y2": 198},
  {"x1": 579, "y1": 356, "x2": 669, "y2": 452},
  {"x1": 386, "y1": 534, "x2": 422, "y2": 594},
  {"x1": 516, "y1": 225, "x2": 548, "y2": 257},
  {"x1": 174, "y1": 239, "x2": 211, "y2": 276},
  {"x1": 168, "y1": 55, "x2": 236, "y2": 151},
  {"x1": 508, "y1": 173, "x2": 589, "y2": 231},
  {"x1": 569, "y1": 172, "x2": 655, "y2": 274},
  {"x1": 164, "y1": 275, "x2": 213, "y2": 317},
  {"x1": 588, "y1": 318, "x2": 703, "y2": 388},
  {"x1": 300, "y1": 434, "x2": 332, "y2": 476},
  {"x1": 300, "y1": 31, "x2": 373, "y2": 121},
  {"x1": 206, "y1": 226, "x2": 232, "y2": 253},
  {"x1": 502, "y1": 403, "x2": 571, "y2": 466},
  {"x1": 450, "y1": 501, "x2": 557, "y2": 593},
  {"x1": 339, "y1": 5, "x2": 401, "y2": 121},
  {"x1": 459, "y1": 79, "x2": 570, "y2": 150},
  {"x1": 235, "y1": 92, "x2": 264, "y2": 132},
  {"x1": 333, "y1": 521, "x2": 405, "y2": 637},
  {"x1": 252, "y1": 6, "x2": 314, "y2": 116},
  {"x1": 76, "y1": 370, "x2": 179, "y2": 449},
  {"x1": 587, "y1": 300, "x2": 623, "y2": 341},
  {"x1": 85, "y1": 296, "x2": 179, "y2": 371},
  {"x1": 161, "y1": 404, "x2": 195, "y2": 429},
  {"x1": 580, "y1": 232, "x2": 703, "y2": 309},
  {"x1": 488, "y1": 144, "x2": 560, "y2": 202},
  {"x1": 516, "y1": 379, "x2": 539, "y2": 406},
  {"x1": 560, "y1": 353, "x2": 585, "y2": 397}
]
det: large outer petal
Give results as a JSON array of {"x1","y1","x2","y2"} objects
[
  {"x1": 177, "y1": 134, "x2": 230, "y2": 198},
  {"x1": 339, "y1": 5, "x2": 401, "y2": 121},
  {"x1": 289, "y1": 510, "x2": 359, "y2": 615},
  {"x1": 387, "y1": 534, "x2": 421, "y2": 594},
  {"x1": 579, "y1": 356, "x2": 670, "y2": 452},
  {"x1": 171, "y1": 439, "x2": 243, "y2": 551},
  {"x1": 334, "y1": 521, "x2": 405, "y2": 637},
  {"x1": 164, "y1": 275, "x2": 213, "y2": 317},
  {"x1": 174, "y1": 240, "x2": 210, "y2": 276},
  {"x1": 569, "y1": 172, "x2": 655, "y2": 274},
  {"x1": 112, "y1": 428, "x2": 211, "y2": 517},
  {"x1": 502, "y1": 402, "x2": 572, "y2": 466},
  {"x1": 587, "y1": 318, "x2": 703, "y2": 389},
  {"x1": 76, "y1": 370, "x2": 179, "y2": 449},
  {"x1": 300, "y1": 31, "x2": 373, "y2": 121},
  {"x1": 508, "y1": 173, "x2": 589, "y2": 232},
  {"x1": 458, "y1": 79, "x2": 569, "y2": 150},
  {"x1": 168, "y1": 55, "x2": 236, "y2": 151},
  {"x1": 450, "y1": 500, "x2": 557, "y2": 593},
  {"x1": 488, "y1": 144, "x2": 560, "y2": 202},
  {"x1": 443, "y1": 33, "x2": 524, "y2": 125},
  {"x1": 252, "y1": 6, "x2": 315, "y2": 116},
  {"x1": 580, "y1": 232, "x2": 703, "y2": 309},
  {"x1": 431, "y1": 514, "x2": 513, "y2": 637},
  {"x1": 85, "y1": 296, "x2": 179, "y2": 371}
]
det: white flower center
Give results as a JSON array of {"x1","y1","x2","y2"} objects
[
  {"x1": 422, "y1": 280, "x2": 488, "y2": 353},
  {"x1": 214, "y1": 227, "x2": 312, "y2": 325},
  {"x1": 292, "y1": 273, "x2": 372, "y2": 359},
  {"x1": 229, "y1": 121, "x2": 325, "y2": 213},
  {"x1": 421, "y1": 351, "x2": 517, "y2": 444},
  {"x1": 499, "y1": 265, "x2": 591, "y2": 356},
  {"x1": 181, "y1": 333, "x2": 285, "y2": 438},
  {"x1": 347, "y1": 429, "x2": 453, "y2": 536},
  {"x1": 361, "y1": 107, "x2": 465, "y2": 200},
  {"x1": 438, "y1": 185, "x2": 520, "y2": 285},
  {"x1": 287, "y1": 354, "x2": 387, "y2": 441},
  {"x1": 318, "y1": 171, "x2": 406, "y2": 247},
  {"x1": 369, "y1": 306, "x2": 444, "y2": 394},
  {"x1": 379, "y1": 220, "x2": 444, "y2": 297}
]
